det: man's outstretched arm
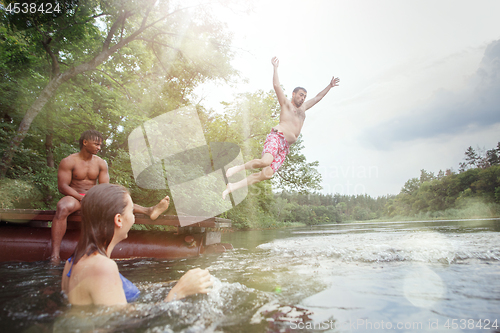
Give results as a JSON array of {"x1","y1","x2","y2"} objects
[
  {"x1": 304, "y1": 76, "x2": 340, "y2": 110},
  {"x1": 272, "y1": 57, "x2": 287, "y2": 106}
]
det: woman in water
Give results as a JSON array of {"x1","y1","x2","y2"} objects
[{"x1": 61, "y1": 183, "x2": 212, "y2": 305}]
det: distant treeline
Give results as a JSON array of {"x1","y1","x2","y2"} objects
[
  {"x1": 1, "y1": 2, "x2": 498, "y2": 230},
  {"x1": 386, "y1": 143, "x2": 500, "y2": 219},
  {"x1": 263, "y1": 142, "x2": 500, "y2": 227},
  {"x1": 272, "y1": 192, "x2": 392, "y2": 225}
]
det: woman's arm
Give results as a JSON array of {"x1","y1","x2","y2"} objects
[{"x1": 165, "y1": 268, "x2": 213, "y2": 302}]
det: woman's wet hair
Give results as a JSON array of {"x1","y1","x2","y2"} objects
[{"x1": 71, "y1": 183, "x2": 129, "y2": 264}]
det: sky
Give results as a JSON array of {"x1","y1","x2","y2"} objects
[{"x1": 195, "y1": 0, "x2": 500, "y2": 197}]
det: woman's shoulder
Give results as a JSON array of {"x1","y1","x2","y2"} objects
[
  {"x1": 84, "y1": 254, "x2": 119, "y2": 276},
  {"x1": 69, "y1": 253, "x2": 118, "y2": 282},
  {"x1": 66, "y1": 254, "x2": 126, "y2": 305}
]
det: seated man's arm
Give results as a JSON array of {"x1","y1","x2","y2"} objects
[
  {"x1": 304, "y1": 76, "x2": 340, "y2": 110},
  {"x1": 98, "y1": 158, "x2": 110, "y2": 184}
]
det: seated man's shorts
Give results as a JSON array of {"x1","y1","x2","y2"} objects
[{"x1": 262, "y1": 128, "x2": 290, "y2": 172}]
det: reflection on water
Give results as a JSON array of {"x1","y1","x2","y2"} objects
[{"x1": 0, "y1": 219, "x2": 499, "y2": 332}]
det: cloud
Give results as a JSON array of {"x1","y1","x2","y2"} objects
[{"x1": 363, "y1": 39, "x2": 500, "y2": 150}]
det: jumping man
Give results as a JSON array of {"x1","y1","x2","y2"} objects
[{"x1": 223, "y1": 57, "x2": 340, "y2": 199}]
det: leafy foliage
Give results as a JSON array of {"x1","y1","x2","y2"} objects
[
  {"x1": 0, "y1": 1, "x2": 325, "y2": 230},
  {"x1": 459, "y1": 144, "x2": 500, "y2": 172},
  {"x1": 278, "y1": 191, "x2": 391, "y2": 224},
  {"x1": 0, "y1": 0, "x2": 239, "y2": 208},
  {"x1": 0, "y1": 0, "x2": 239, "y2": 175},
  {"x1": 274, "y1": 135, "x2": 322, "y2": 194},
  {"x1": 387, "y1": 142, "x2": 500, "y2": 219}
]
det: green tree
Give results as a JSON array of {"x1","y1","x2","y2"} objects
[
  {"x1": 386, "y1": 165, "x2": 500, "y2": 218},
  {"x1": 274, "y1": 135, "x2": 322, "y2": 194},
  {"x1": 419, "y1": 169, "x2": 435, "y2": 183},
  {"x1": 1, "y1": 0, "x2": 236, "y2": 176},
  {"x1": 459, "y1": 146, "x2": 479, "y2": 172},
  {"x1": 0, "y1": 0, "x2": 238, "y2": 208},
  {"x1": 486, "y1": 142, "x2": 500, "y2": 166},
  {"x1": 401, "y1": 177, "x2": 420, "y2": 195}
]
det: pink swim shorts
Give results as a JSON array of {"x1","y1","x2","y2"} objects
[{"x1": 262, "y1": 128, "x2": 290, "y2": 172}]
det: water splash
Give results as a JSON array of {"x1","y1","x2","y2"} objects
[
  {"x1": 52, "y1": 277, "x2": 272, "y2": 333},
  {"x1": 257, "y1": 231, "x2": 500, "y2": 264}
]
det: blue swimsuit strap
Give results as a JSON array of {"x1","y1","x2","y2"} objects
[
  {"x1": 66, "y1": 257, "x2": 74, "y2": 277},
  {"x1": 120, "y1": 273, "x2": 140, "y2": 302},
  {"x1": 66, "y1": 256, "x2": 140, "y2": 302}
]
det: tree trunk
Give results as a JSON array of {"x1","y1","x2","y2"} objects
[
  {"x1": 0, "y1": 36, "x2": 141, "y2": 176},
  {"x1": 45, "y1": 132, "x2": 54, "y2": 168},
  {"x1": 0, "y1": 76, "x2": 63, "y2": 176},
  {"x1": 0, "y1": 5, "x2": 161, "y2": 177}
]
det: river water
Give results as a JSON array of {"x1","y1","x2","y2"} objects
[{"x1": 0, "y1": 219, "x2": 499, "y2": 332}]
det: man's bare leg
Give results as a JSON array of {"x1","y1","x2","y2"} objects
[
  {"x1": 223, "y1": 166, "x2": 274, "y2": 199},
  {"x1": 225, "y1": 153, "x2": 274, "y2": 178},
  {"x1": 133, "y1": 195, "x2": 170, "y2": 221},
  {"x1": 50, "y1": 197, "x2": 81, "y2": 263}
]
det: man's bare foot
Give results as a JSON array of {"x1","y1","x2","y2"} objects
[
  {"x1": 225, "y1": 165, "x2": 242, "y2": 178},
  {"x1": 222, "y1": 183, "x2": 233, "y2": 200},
  {"x1": 49, "y1": 255, "x2": 61, "y2": 265},
  {"x1": 149, "y1": 196, "x2": 170, "y2": 220}
]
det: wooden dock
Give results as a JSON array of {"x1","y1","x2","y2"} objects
[
  {"x1": 0, "y1": 209, "x2": 232, "y2": 229},
  {"x1": 0, "y1": 209, "x2": 232, "y2": 262}
]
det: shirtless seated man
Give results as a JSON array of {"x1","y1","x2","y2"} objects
[
  {"x1": 223, "y1": 57, "x2": 340, "y2": 199},
  {"x1": 50, "y1": 130, "x2": 170, "y2": 262}
]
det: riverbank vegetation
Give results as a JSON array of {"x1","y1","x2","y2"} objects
[
  {"x1": 0, "y1": 0, "x2": 319, "y2": 220},
  {"x1": 225, "y1": 143, "x2": 500, "y2": 229},
  {"x1": 1, "y1": 1, "x2": 499, "y2": 230},
  {"x1": 254, "y1": 144, "x2": 500, "y2": 229}
]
